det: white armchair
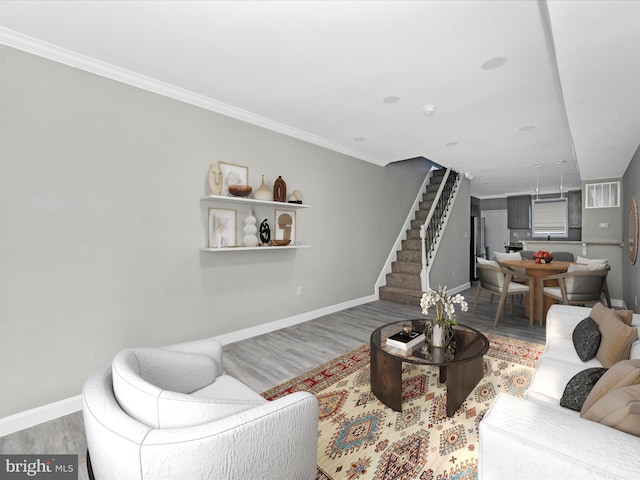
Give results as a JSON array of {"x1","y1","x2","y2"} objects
[{"x1": 82, "y1": 337, "x2": 319, "y2": 480}]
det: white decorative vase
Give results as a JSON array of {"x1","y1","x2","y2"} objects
[
  {"x1": 243, "y1": 209, "x2": 259, "y2": 247},
  {"x1": 432, "y1": 323, "x2": 445, "y2": 348},
  {"x1": 253, "y1": 175, "x2": 273, "y2": 201}
]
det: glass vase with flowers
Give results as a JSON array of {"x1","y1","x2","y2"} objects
[{"x1": 420, "y1": 286, "x2": 468, "y2": 349}]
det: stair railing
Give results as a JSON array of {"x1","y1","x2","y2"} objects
[{"x1": 419, "y1": 168, "x2": 460, "y2": 291}]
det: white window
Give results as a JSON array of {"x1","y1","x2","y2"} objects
[
  {"x1": 585, "y1": 182, "x2": 620, "y2": 208},
  {"x1": 532, "y1": 199, "x2": 568, "y2": 238}
]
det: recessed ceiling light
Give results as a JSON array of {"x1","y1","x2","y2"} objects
[
  {"x1": 383, "y1": 95, "x2": 400, "y2": 104},
  {"x1": 445, "y1": 141, "x2": 459, "y2": 147},
  {"x1": 481, "y1": 57, "x2": 506, "y2": 70},
  {"x1": 422, "y1": 105, "x2": 437, "y2": 116},
  {"x1": 532, "y1": 163, "x2": 542, "y2": 168},
  {"x1": 518, "y1": 125, "x2": 537, "y2": 132},
  {"x1": 353, "y1": 137, "x2": 366, "y2": 142}
]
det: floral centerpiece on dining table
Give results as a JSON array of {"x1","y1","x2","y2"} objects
[{"x1": 420, "y1": 286, "x2": 468, "y2": 348}]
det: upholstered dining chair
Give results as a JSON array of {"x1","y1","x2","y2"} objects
[
  {"x1": 83, "y1": 337, "x2": 319, "y2": 480},
  {"x1": 473, "y1": 260, "x2": 535, "y2": 327},
  {"x1": 540, "y1": 264, "x2": 611, "y2": 311},
  {"x1": 520, "y1": 250, "x2": 535, "y2": 260},
  {"x1": 493, "y1": 251, "x2": 526, "y2": 283},
  {"x1": 550, "y1": 251, "x2": 575, "y2": 262}
]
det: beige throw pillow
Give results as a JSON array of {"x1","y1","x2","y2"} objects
[
  {"x1": 581, "y1": 359, "x2": 640, "y2": 413},
  {"x1": 581, "y1": 384, "x2": 640, "y2": 437},
  {"x1": 593, "y1": 309, "x2": 638, "y2": 368},
  {"x1": 591, "y1": 302, "x2": 634, "y2": 326}
]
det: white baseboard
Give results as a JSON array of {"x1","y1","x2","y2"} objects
[
  {"x1": 0, "y1": 395, "x2": 82, "y2": 437},
  {"x1": 0, "y1": 294, "x2": 377, "y2": 437},
  {"x1": 214, "y1": 294, "x2": 378, "y2": 345}
]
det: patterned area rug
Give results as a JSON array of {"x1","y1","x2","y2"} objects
[{"x1": 262, "y1": 333, "x2": 543, "y2": 480}]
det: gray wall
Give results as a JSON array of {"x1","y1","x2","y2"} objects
[
  {"x1": 430, "y1": 177, "x2": 471, "y2": 290},
  {"x1": 0, "y1": 45, "x2": 430, "y2": 417},
  {"x1": 582, "y1": 177, "x2": 624, "y2": 243},
  {"x1": 623, "y1": 145, "x2": 640, "y2": 312}
]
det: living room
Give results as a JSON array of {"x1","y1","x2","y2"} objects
[{"x1": 1, "y1": 1, "x2": 640, "y2": 479}]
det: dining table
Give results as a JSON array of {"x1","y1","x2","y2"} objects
[{"x1": 500, "y1": 259, "x2": 572, "y2": 324}]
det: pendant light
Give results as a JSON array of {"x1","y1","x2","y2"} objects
[
  {"x1": 558, "y1": 160, "x2": 567, "y2": 198},
  {"x1": 533, "y1": 164, "x2": 542, "y2": 200}
]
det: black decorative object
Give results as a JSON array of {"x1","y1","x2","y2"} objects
[
  {"x1": 259, "y1": 219, "x2": 271, "y2": 244},
  {"x1": 573, "y1": 317, "x2": 602, "y2": 362},
  {"x1": 560, "y1": 367, "x2": 608, "y2": 411}
]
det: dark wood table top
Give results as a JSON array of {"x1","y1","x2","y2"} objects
[{"x1": 370, "y1": 319, "x2": 489, "y2": 367}]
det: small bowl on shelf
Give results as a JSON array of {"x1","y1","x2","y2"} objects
[
  {"x1": 272, "y1": 239, "x2": 291, "y2": 246},
  {"x1": 228, "y1": 185, "x2": 252, "y2": 197}
]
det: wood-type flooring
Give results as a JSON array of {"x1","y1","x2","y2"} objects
[{"x1": 0, "y1": 284, "x2": 544, "y2": 479}]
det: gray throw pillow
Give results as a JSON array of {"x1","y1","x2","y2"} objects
[
  {"x1": 560, "y1": 367, "x2": 608, "y2": 411},
  {"x1": 573, "y1": 317, "x2": 601, "y2": 362}
]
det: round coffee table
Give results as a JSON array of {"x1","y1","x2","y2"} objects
[{"x1": 370, "y1": 319, "x2": 489, "y2": 416}]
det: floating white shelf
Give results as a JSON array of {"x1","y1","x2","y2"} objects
[
  {"x1": 200, "y1": 245, "x2": 310, "y2": 252},
  {"x1": 200, "y1": 195, "x2": 310, "y2": 253},
  {"x1": 200, "y1": 195, "x2": 311, "y2": 209}
]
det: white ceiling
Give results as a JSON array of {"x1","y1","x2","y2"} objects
[{"x1": 1, "y1": 0, "x2": 639, "y2": 198}]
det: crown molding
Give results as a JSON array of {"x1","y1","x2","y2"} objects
[{"x1": 0, "y1": 27, "x2": 386, "y2": 166}]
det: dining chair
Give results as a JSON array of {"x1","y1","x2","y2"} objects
[
  {"x1": 550, "y1": 251, "x2": 575, "y2": 262},
  {"x1": 540, "y1": 264, "x2": 611, "y2": 314},
  {"x1": 493, "y1": 251, "x2": 527, "y2": 283},
  {"x1": 576, "y1": 256, "x2": 612, "y2": 307},
  {"x1": 520, "y1": 250, "x2": 535, "y2": 260},
  {"x1": 473, "y1": 261, "x2": 535, "y2": 327}
]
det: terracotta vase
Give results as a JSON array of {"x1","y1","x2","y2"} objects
[{"x1": 273, "y1": 176, "x2": 287, "y2": 202}]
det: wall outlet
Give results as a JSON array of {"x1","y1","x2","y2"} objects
[
  {"x1": 599, "y1": 222, "x2": 609, "y2": 228},
  {"x1": 297, "y1": 286, "x2": 303, "y2": 296},
  {"x1": 453, "y1": 269, "x2": 456, "y2": 277}
]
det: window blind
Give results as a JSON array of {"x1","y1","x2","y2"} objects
[{"x1": 532, "y1": 199, "x2": 568, "y2": 238}]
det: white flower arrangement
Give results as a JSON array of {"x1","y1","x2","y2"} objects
[{"x1": 420, "y1": 286, "x2": 468, "y2": 327}]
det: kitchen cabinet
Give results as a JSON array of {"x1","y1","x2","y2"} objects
[
  {"x1": 568, "y1": 190, "x2": 582, "y2": 228},
  {"x1": 507, "y1": 195, "x2": 531, "y2": 229}
]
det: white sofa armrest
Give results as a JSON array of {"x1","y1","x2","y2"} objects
[
  {"x1": 142, "y1": 391, "x2": 319, "y2": 480},
  {"x1": 479, "y1": 393, "x2": 640, "y2": 480}
]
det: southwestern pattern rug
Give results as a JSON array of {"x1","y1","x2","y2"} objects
[{"x1": 262, "y1": 333, "x2": 543, "y2": 480}]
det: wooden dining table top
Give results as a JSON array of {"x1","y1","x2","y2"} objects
[{"x1": 500, "y1": 259, "x2": 572, "y2": 272}]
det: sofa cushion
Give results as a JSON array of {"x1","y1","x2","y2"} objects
[
  {"x1": 581, "y1": 384, "x2": 640, "y2": 436},
  {"x1": 112, "y1": 348, "x2": 264, "y2": 428},
  {"x1": 572, "y1": 317, "x2": 601, "y2": 362},
  {"x1": 592, "y1": 309, "x2": 639, "y2": 368},
  {"x1": 560, "y1": 367, "x2": 608, "y2": 411},
  {"x1": 581, "y1": 359, "x2": 640, "y2": 413},
  {"x1": 527, "y1": 355, "x2": 601, "y2": 404},
  {"x1": 591, "y1": 302, "x2": 633, "y2": 326}
]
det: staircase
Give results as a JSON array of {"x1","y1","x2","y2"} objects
[{"x1": 379, "y1": 168, "x2": 448, "y2": 306}]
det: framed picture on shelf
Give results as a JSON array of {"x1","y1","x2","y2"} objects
[
  {"x1": 219, "y1": 162, "x2": 248, "y2": 196},
  {"x1": 274, "y1": 209, "x2": 296, "y2": 242},
  {"x1": 208, "y1": 208, "x2": 237, "y2": 248}
]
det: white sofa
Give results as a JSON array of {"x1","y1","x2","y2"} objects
[
  {"x1": 83, "y1": 337, "x2": 319, "y2": 480},
  {"x1": 479, "y1": 304, "x2": 640, "y2": 479}
]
